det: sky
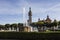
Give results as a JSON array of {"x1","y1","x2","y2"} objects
[{"x1": 0, "y1": 0, "x2": 60, "y2": 24}]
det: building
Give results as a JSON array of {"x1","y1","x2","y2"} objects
[
  {"x1": 28, "y1": 7, "x2": 32, "y2": 26},
  {"x1": 45, "y1": 15, "x2": 52, "y2": 23},
  {"x1": 38, "y1": 15, "x2": 52, "y2": 23}
]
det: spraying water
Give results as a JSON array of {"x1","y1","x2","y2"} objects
[
  {"x1": 22, "y1": 0, "x2": 33, "y2": 32},
  {"x1": 23, "y1": 7, "x2": 26, "y2": 26}
]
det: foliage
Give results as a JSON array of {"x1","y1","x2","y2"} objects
[
  {"x1": 5, "y1": 24, "x2": 10, "y2": 30},
  {"x1": 0, "y1": 32, "x2": 59, "y2": 40},
  {"x1": 30, "y1": 20, "x2": 59, "y2": 28},
  {"x1": 0, "y1": 23, "x2": 23, "y2": 30},
  {"x1": 58, "y1": 21, "x2": 60, "y2": 25}
]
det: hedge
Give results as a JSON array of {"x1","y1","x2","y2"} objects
[{"x1": 0, "y1": 32, "x2": 60, "y2": 40}]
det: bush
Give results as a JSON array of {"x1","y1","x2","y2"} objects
[{"x1": 0, "y1": 32, "x2": 60, "y2": 40}]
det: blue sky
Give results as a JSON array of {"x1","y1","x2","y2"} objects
[{"x1": 0, "y1": 0, "x2": 60, "y2": 24}]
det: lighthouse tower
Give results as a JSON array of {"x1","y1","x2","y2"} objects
[{"x1": 28, "y1": 7, "x2": 32, "y2": 26}]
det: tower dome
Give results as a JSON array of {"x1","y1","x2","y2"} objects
[{"x1": 45, "y1": 15, "x2": 51, "y2": 23}]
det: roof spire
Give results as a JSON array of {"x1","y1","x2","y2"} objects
[
  {"x1": 29, "y1": 7, "x2": 31, "y2": 10},
  {"x1": 47, "y1": 15, "x2": 49, "y2": 18},
  {"x1": 28, "y1": 7, "x2": 32, "y2": 16}
]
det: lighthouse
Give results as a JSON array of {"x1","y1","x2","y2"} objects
[{"x1": 28, "y1": 7, "x2": 32, "y2": 26}]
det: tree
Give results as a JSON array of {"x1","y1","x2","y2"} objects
[
  {"x1": 5, "y1": 24, "x2": 10, "y2": 30},
  {"x1": 0, "y1": 25, "x2": 5, "y2": 30},
  {"x1": 53, "y1": 20, "x2": 58, "y2": 26},
  {"x1": 37, "y1": 22, "x2": 44, "y2": 26},
  {"x1": 18, "y1": 23, "x2": 23, "y2": 27},
  {"x1": 58, "y1": 21, "x2": 60, "y2": 25},
  {"x1": 18, "y1": 23, "x2": 23, "y2": 32},
  {"x1": 52, "y1": 19, "x2": 58, "y2": 31},
  {"x1": 10, "y1": 23, "x2": 18, "y2": 31},
  {"x1": 30, "y1": 22, "x2": 37, "y2": 27},
  {"x1": 36, "y1": 22, "x2": 44, "y2": 31}
]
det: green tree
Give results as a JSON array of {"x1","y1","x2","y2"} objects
[
  {"x1": 18, "y1": 23, "x2": 23, "y2": 27},
  {"x1": 0, "y1": 25, "x2": 5, "y2": 30},
  {"x1": 37, "y1": 22, "x2": 44, "y2": 26},
  {"x1": 30, "y1": 22, "x2": 37, "y2": 27},
  {"x1": 10, "y1": 23, "x2": 18, "y2": 31},
  {"x1": 36, "y1": 22, "x2": 44, "y2": 31},
  {"x1": 5, "y1": 24, "x2": 10, "y2": 30},
  {"x1": 58, "y1": 21, "x2": 60, "y2": 25},
  {"x1": 18, "y1": 23, "x2": 23, "y2": 32},
  {"x1": 53, "y1": 20, "x2": 57, "y2": 26},
  {"x1": 52, "y1": 19, "x2": 58, "y2": 31}
]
